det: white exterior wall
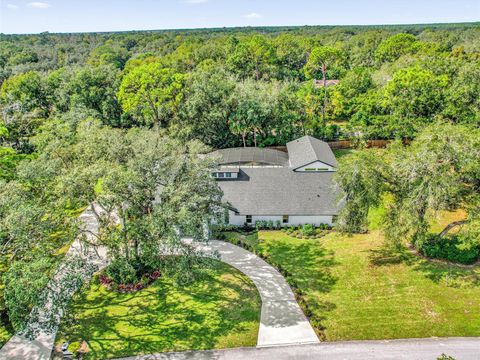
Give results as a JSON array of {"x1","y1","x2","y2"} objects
[
  {"x1": 252, "y1": 215, "x2": 283, "y2": 224},
  {"x1": 294, "y1": 160, "x2": 335, "y2": 172},
  {"x1": 225, "y1": 211, "x2": 333, "y2": 226},
  {"x1": 228, "y1": 211, "x2": 246, "y2": 226},
  {"x1": 287, "y1": 215, "x2": 334, "y2": 226}
]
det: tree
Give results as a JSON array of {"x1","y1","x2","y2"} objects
[
  {"x1": 335, "y1": 123, "x2": 480, "y2": 246},
  {"x1": 91, "y1": 128, "x2": 222, "y2": 273},
  {"x1": 330, "y1": 68, "x2": 373, "y2": 119},
  {"x1": 383, "y1": 66, "x2": 448, "y2": 137},
  {"x1": 88, "y1": 44, "x2": 130, "y2": 69},
  {"x1": 47, "y1": 65, "x2": 123, "y2": 126},
  {"x1": 179, "y1": 65, "x2": 238, "y2": 148},
  {"x1": 443, "y1": 61, "x2": 480, "y2": 125},
  {"x1": 118, "y1": 63, "x2": 187, "y2": 127},
  {"x1": 273, "y1": 34, "x2": 308, "y2": 79},
  {"x1": 227, "y1": 35, "x2": 276, "y2": 80},
  {"x1": 304, "y1": 46, "x2": 343, "y2": 128},
  {"x1": 229, "y1": 80, "x2": 278, "y2": 147},
  {"x1": 0, "y1": 71, "x2": 49, "y2": 151},
  {"x1": 0, "y1": 71, "x2": 48, "y2": 115},
  {"x1": 3, "y1": 258, "x2": 52, "y2": 331},
  {"x1": 375, "y1": 33, "x2": 419, "y2": 63}
]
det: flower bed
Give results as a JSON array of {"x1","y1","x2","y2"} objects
[
  {"x1": 282, "y1": 224, "x2": 332, "y2": 240},
  {"x1": 99, "y1": 270, "x2": 161, "y2": 293}
]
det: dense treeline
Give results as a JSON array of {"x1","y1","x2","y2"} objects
[
  {"x1": 0, "y1": 23, "x2": 480, "y2": 340},
  {"x1": 1, "y1": 23, "x2": 479, "y2": 151}
]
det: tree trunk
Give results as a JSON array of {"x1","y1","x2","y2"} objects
[
  {"x1": 145, "y1": 94, "x2": 161, "y2": 127},
  {"x1": 241, "y1": 133, "x2": 246, "y2": 147},
  {"x1": 438, "y1": 220, "x2": 468, "y2": 238},
  {"x1": 253, "y1": 128, "x2": 257, "y2": 147},
  {"x1": 321, "y1": 64, "x2": 327, "y2": 131},
  {"x1": 134, "y1": 239, "x2": 139, "y2": 259}
]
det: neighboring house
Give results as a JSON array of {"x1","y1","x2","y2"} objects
[
  {"x1": 313, "y1": 79, "x2": 340, "y2": 88},
  {"x1": 209, "y1": 135, "x2": 341, "y2": 227}
]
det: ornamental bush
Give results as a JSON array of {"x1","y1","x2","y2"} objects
[
  {"x1": 301, "y1": 224, "x2": 316, "y2": 237},
  {"x1": 105, "y1": 258, "x2": 138, "y2": 285},
  {"x1": 416, "y1": 234, "x2": 480, "y2": 265}
]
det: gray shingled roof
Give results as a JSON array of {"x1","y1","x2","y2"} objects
[
  {"x1": 210, "y1": 147, "x2": 289, "y2": 167},
  {"x1": 286, "y1": 136, "x2": 337, "y2": 169},
  {"x1": 218, "y1": 168, "x2": 340, "y2": 216}
]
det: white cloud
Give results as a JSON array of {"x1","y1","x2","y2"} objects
[
  {"x1": 244, "y1": 12, "x2": 263, "y2": 19},
  {"x1": 7, "y1": 4, "x2": 19, "y2": 9},
  {"x1": 26, "y1": 2, "x2": 51, "y2": 9},
  {"x1": 183, "y1": 0, "x2": 208, "y2": 4}
]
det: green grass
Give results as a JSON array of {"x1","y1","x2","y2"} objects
[
  {"x1": 332, "y1": 149, "x2": 354, "y2": 159},
  {"x1": 219, "y1": 210, "x2": 479, "y2": 341},
  {"x1": 254, "y1": 211, "x2": 480, "y2": 340},
  {"x1": 56, "y1": 260, "x2": 261, "y2": 359},
  {"x1": 222, "y1": 231, "x2": 259, "y2": 249}
]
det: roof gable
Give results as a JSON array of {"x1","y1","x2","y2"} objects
[{"x1": 286, "y1": 136, "x2": 337, "y2": 169}]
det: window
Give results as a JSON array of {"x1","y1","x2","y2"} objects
[
  {"x1": 225, "y1": 172, "x2": 232, "y2": 178},
  {"x1": 305, "y1": 168, "x2": 329, "y2": 172},
  {"x1": 246, "y1": 215, "x2": 252, "y2": 224},
  {"x1": 282, "y1": 215, "x2": 289, "y2": 224},
  {"x1": 218, "y1": 172, "x2": 225, "y2": 178}
]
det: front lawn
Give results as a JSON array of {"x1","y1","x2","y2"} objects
[
  {"x1": 55, "y1": 260, "x2": 261, "y2": 359},
  {"x1": 221, "y1": 211, "x2": 480, "y2": 341},
  {"x1": 258, "y1": 229, "x2": 480, "y2": 340}
]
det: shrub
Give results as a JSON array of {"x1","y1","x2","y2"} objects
[
  {"x1": 105, "y1": 258, "x2": 138, "y2": 285},
  {"x1": 255, "y1": 220, "x2": 266, "y2": 230},
  {"x1": 416, "y1": 234, "x2": 480, "y2": 265},
  {"x1": 300, "y1": 224, "x2": 316, "y2": 237}
]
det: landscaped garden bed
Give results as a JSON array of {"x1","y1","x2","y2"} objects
[{"x1": 55, "y1": 260, "x2": 261, "y2": 359}]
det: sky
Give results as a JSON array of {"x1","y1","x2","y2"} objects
[{"x1": 1, "y1": 0, "x2": 479, "y2": 34}]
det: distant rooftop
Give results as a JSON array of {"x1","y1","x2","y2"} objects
[{"x1": 313, "y1": 79, "x2": 340, "y2": 88}]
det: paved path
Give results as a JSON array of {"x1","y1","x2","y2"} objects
[
  {"x1": 0, "y1": 204, "x2": 108, "y2": 360},
  {"x1": 115, "y1": 337, "x2": 480, "y2": 360},
  {"x1": 189, "y1": 240, "x2": 319, "y2": 347}
]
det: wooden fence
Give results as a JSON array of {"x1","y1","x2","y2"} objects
[{"x1": 269, "y1": 139, "x2": 391, "y2": 152}]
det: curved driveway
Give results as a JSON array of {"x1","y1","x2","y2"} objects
[{"x1": 190, "y1": 240, "x2": 319, "y2": 347}]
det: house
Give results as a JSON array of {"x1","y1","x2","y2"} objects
[
  {"x1": 313, "y1": 79, "x2": 340, "y2": 88},
  {"x1": 209, "y1": 135, "x2": 341, "y2": 227}
]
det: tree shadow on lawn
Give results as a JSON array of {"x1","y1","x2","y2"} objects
[
  {"x1": 59, "y1": 264, "x2": 261, "y2": 359},
  {"x1": 368, "y1": 245, "x2": 480, "y2": 288}
]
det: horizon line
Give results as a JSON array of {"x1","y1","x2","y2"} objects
[{"x1": 2, "y1": 20, "x2": 479, "y2": 36}]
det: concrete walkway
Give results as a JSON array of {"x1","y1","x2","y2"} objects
[
  {"x1": 189, "y1": 240, "x2": 319, "y2": 347},
  {"x1": 115, "y1": 337, "x2": 480, "y2": 360},
  {"x1": 0, "y1": 204, "x2": 108, "y2": 360}
]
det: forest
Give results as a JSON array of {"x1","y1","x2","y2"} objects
[{"x1": 0, "y1": 23, "x2": 479, "y2": 344}]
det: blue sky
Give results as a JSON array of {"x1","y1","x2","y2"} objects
[{"x1": 1, "y1": 0, "x2": 479, "y2": 34}]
